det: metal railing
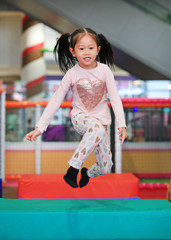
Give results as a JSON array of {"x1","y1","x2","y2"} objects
[
  {"x1": 122, "y1": 0, "x2": 171, "y2": 25},
  {"x1": 1, "y1": 97, "x2": 171, "y2": 179}
]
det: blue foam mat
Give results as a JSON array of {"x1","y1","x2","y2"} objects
[{"x1": 0, "y1": 199, "x2": 171, "y2": 240}]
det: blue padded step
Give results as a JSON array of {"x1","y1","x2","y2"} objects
[{"x1": 0, "y1": 199, "x2": 171, "y2": 240}]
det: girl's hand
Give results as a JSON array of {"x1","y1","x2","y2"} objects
[
  {"x1": 118, "y1": 127, "x2": 127, "y2": 146},
  {"x1": 25, "y1": 129, "x2": 42, "y2": 142}
]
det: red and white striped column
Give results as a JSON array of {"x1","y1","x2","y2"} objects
[{"x1": 21, "y1": 16, "x2": 46, "y2": 99}]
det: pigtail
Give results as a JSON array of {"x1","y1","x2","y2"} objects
[
  {"x1": 53, "y1": 33, "x2": 75, "y2": 73},
  {"x1": 98, "y1": 34, "x2": 115, "y2": 68}
]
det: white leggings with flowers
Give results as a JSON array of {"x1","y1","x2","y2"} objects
[{"x1": 68, "y1": 113, "x2": 113, "y2": 178}]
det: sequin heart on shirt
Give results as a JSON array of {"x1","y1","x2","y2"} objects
[{"x1": 76, "y1": 78, "x2": 105, "y2": 111}]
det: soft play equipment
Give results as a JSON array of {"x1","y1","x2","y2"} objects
[
  {"x1": 0, "y1": 199, "x2": 171, "y2": 240},
  {"x1": 18, "y1": 173, "x2": 139, "y2": 199},
  {"x1": 139, "y1": 178, "x2": 169, "y2": 199},
  {"x1": 167, "y1": 179, "x2": 171, "y2": 202}
]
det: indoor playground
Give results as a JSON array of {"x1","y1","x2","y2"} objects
[
  {"x1": 0, "y1": 1, "x2": 171, "y2": 240},
  {"x1": 1, "y1": 89, "x2": 171, "y2": 239}
]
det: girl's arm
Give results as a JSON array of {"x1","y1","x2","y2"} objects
[
  {"x1": 25, "y1": 72, "x2": 71, "y2": 140},
  {"x1": 35, "y1": 72, "x2": 71, "y2": 132},
  {"x1": 105, "y1": 66, "x2": 126, "y2": 129},
  {"x1": 25, "y1": 128, "x2": 42, "y2": 142},
  {"x1": 118, "y1": 127, "x2": 127, "y2": 146},
  {"x1": 105, "y1": 66, "x2": 127, "y2": 145}
]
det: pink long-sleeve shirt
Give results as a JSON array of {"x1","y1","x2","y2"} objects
[{"x1": 36, "y1": 62, "x2": 126, "y2": 131}]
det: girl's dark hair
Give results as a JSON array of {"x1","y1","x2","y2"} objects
[{"x1": 54, "y1": 28, "x2": 115, "y2": 73}]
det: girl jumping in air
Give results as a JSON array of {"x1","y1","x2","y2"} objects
[{"x1": 25, "y1": 28, "x2": 127, "y2": 188}]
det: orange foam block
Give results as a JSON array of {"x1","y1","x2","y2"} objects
[{"x1": 18, "y1": 173, "x2": 139, "y2": 199}]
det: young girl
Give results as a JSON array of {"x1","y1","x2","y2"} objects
[{"x1": 25, "y1": 28, "x2": 127, "y2": 188}]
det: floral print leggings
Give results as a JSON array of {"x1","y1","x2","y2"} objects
[{"x1": 68, "y1": 113, "x2": 113, "y2": 178}]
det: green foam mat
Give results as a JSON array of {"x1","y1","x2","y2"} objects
[
  {"x1": 0, "y1": 199, "x2": 171, "y2": 240},
  {"x1": 140, "y1": 179, "x2": 170, "y2": 183}
]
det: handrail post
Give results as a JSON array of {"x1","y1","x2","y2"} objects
[
  {"x1": 110, "y1": 108, "x2": 115, "y2": 173},
  {"x1": 115, "y1": 122, "x2": 122, "y2": 173},
  {"x1": 35, "y1": 104, "x2": 42, "y2": 174},
  {"x1": 0, "y1": 89, "x2": 6, "y2": 181}
]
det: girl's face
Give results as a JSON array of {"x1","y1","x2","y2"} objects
[{"x1": 70, "y1": 34, "x2": 101, "y2": 70}]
